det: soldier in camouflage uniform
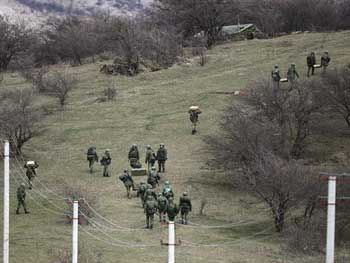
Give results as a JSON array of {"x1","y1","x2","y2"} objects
[
  {"x1": 119, "y1": 169, "x2": 134, "y2": 198},
  {"x1": 128, "y1": 144, "x2": 140, "y2": 168},
  {"x1": 143, "y1": 186, "x2": 157, "y2": 208},
  {"x1": 24, "y1": 161, "x2": 39, "y2": 190},
  {"x1": 179, "y1": 192, "x2": 192, "y2": 225},
  {"x1": 157, "y1": 193, "x2": 168, "y2": 223},
  {"x1": 145, "y1": 145, "x2": 156, "y2": 171},
  {"x1": 162, "y1": 181, "x2": 174, "y2": 200},
  {"x1": 271, "y1": 65, "x2": 281, "y2": 92},
  {"x1": 87, "y1": 146, "x2": 99, "y2": 173},
  {"x1": 321, "y1": 51, "x2": 331, "y2": 74},
  {"x1": 306, "y1": 52, "x2": 316, "y2": 77},
  {"x1": 147, "y1": 166, "x2": 160, "y2": 189},
  {"x1": 287, "y1": 63, "x2": 299, "y2": 84},
  {"x1": 156, "y1": 143, "x2": 168, "y2": 173},
  {"x1": 144, "y1": 195, "x2": 158, "y2": 229},
  {"x1": 166, "y1": 197, "x2": 179, "y2": 222},
  {"x1": 100, "y1": 149, "x2": 111, "y2": 177},
  {"x1": 188, "y1": 108, "x2": 202, "y2": 135},
  {"x1": 16, "y1": 183, "x2": 30, "y2": 214},
  {"x1": 137, "y1": 181, "x2": 148, "y2": 207}
]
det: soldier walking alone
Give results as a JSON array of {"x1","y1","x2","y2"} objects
[
  {"x1": 306, "y1": 52, "x2": 316, "y2": 77},
  {"x1": 24, "y1": 161, "x2": 39, "y2": 190},
  {"x1": 87, "y1": 146, "x2": 98, "y2": 173},
  {"x1": 179, "y1": 192, "x2": 192, "y2": 225},
  {"x1": 156, "y1": 143, "x2": 168, "y2": 173},
  {"x1": 119, "y1": 169, "x2": 134, "y2": 198},
  {"x1": 16, "y1": 183, "x2": 30, "y2": 214},
  {"x1": 100, "y1": 149, "x2": 111, "y2": 177}
]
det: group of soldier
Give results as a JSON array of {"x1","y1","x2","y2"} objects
[
  {"x1": 271, "y1": 51, "x2": 331, "y2": 88},
  {"x1": 118, "y1": 145, "x2": 192, "y2": 229}
]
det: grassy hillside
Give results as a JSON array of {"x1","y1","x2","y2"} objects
[{"x1": 1, "y1": 31, "x2": 350, "y2": 263}]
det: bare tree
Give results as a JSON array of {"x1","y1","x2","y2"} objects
[
  {"x1": 153, "y1": 0, "x2": 239, "y2": 48},
  {"x1": 42, "y1": 70, "x2": 77, "y2": 108},
  {"x1": 0, "y1": 88, "x2": 42, "y2": 155},
  {"x1": 0, "y1": 15, "x2": 33, "y2": 72},
  {"x1": 321, "y1": 65, "x2": 350, "y2": 128}
]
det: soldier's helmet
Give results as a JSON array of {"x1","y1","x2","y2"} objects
[
  {"x1": 160, "y1": 143, "x2": 165, "y2": 147},
  {"x1": 105, "y1": 149, "x2": 110, "y2": 153},
  {"x1": 325, "y1": 51, "x2": 329, "y2": 54},
  {"x1": 146, "y1": 145, "x2": 151, "y2": 149},
  {"x1": 124, "y1": 168, "x2": 128, "y2": 172},
  {"x1": 140, "y1": 181, "x2": 145, "y2": 184},
  {"x1": 274, "y1": 65, "x2": 278, "y2": 68},
  {"x1": 20, "y1": 182, "x2": 25, "y2": 187},
  {"x1": 151, "y1": 166, "x2": 156, "y2": 170},
  {"x1": 183, "y1": 192, "x2": 188, "y2": 196},
  {"x1": 165, "y1": 181, "x2": 169, "y2": 185}
]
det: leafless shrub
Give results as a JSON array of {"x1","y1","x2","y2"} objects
[
  {"x1": 0, "y1": 87, "x2": 43, "y2": 155},
  {"x1": 321, "y1": 65, "x2": 350, "y2": 128},
  {"x1": 63, "y1": 184, "x2": 97, "y2": 225},
  {"x1": 41, "y1": 70, "x2": 77, "y2": 108},
  {"x1": 103, "y1": 86, "x2": 117, "y2": 101}
]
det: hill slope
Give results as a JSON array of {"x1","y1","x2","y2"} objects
[{"x1": 1, "y1": 31, "x2": 350, "y2": 262}]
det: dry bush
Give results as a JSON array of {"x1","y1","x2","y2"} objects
[
  {"x1": 63, "y1": 184, "x2": 97, "y2": 224},
  {"x1": 49, "y1": 246, "x2": 103, "y2": 263},
  {"x1": 103, "y1": 86, "x2": 117, "y2": 101},
  {"x1": 321, "y1": 65, "x2": 350, "y2": 128},
  {"x1": 0, "y1": 87, "x2": 43, "y2": 155},
  {"x1": 41, "y1": 70, "x2": 77, "y2": 108}
]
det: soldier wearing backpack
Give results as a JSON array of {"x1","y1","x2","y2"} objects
[
  {"x1": 137, "y1": 181, "x2": 148, "y2": 207},
  {"x1": 143, "y1": 187, "x2": 157, "y2": 207},
  {"x1": 157, "y1": 193, "x2": 168, "y2": 223},
  {"x1": 156, "y1": 143, "x2": 168, "y2": 173},
  {"x1": 16, "y1": 183, "x2": 30, "y2": 214},
  {"x1": 147, "y1": 167, "x2": 160, "y2": 188},
  {"x1": 119, "y1": 169, "x2": 134, "y2": 198},
  {"x1": 145, "y1": 145, "x2": 156, "y2": 171},
  {"x1": 162, "y1": 181, "x2": 174, "y2": 200},
  {"x1": 128, "y1": 144, "x2": 140, "y2": 168},
  {"x1": 24, "y1": 161, "x2": 39, "y2": 190},
  {"x1": 87, "y1": 146, "x2": 98, "y2": 173},
  {"x1": 144, "y1": 195, "x2": 158, "y2": 229},
  {"x1": 100, "y1": 149, "x2": 111, "y2": 177},
  {"x1": 188, "y1": 106, "x2": 202, "y2": 135},
  {"x1": 166, "y1": 197, "x2": 179, "y2": 222},
  {"x1": 271, "y1": 65, "x2": 281, "y2": 90},
  {"x1": 179, "y1": 192, "x2": 192, "y2": 225}
]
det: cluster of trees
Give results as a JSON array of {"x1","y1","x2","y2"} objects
[{"x1": 207, "y1": 65, "x2": 350, "y2": 252}]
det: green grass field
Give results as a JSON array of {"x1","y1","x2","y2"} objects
[{"x1": 1, "y1": 31, "x2": 350, "y2": 262}]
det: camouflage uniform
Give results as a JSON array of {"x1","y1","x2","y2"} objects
[
  {"x1": 271, "y1": 65, "x2": 281, "y2": 92},
  {"x1": 162, "y1": 181, "x2": 174, "y2": 200},
  {"x1": 144, "y1": 196, "x2": 158, "y2": 229},
  {"x1": 16, "y1": 183, "x2": 29, "y2": 214},
  {"x1": 119, "y1": 169, "x2": 134, "y2": 198},
  {"x1": 87, "y1": 146, "x2": 99, "y2": 173},
  {"x1": 166, "y1": 197, "x2": 179, "y2": 221},
  {"x1": 147, "y1": 167, "x2": 160, "y2": 188},
  {"x1": 137, "y1": 182, "x2": 148, "y2": 206},
  {"x1": 156, "y1": 144, "x2": 167, "y2": 173},
  {"x1": 128, "y1": 144, "x2": 140, "y2": 168},
  {"x1": 157, "y1": 193, "x2": 168, "y2": 222},
  {"x1": 306, "y1": 52, "x2": 316, "y2": 77},
  {"x1": 145, "y1": 146, "x2": 156, "y2": 171},
  {"x1": 100, "y1": 150, "x2": 111, "y2": 177},
  {"x1": 179, "y1": 192, "x2": 192, "y2": 225},
  {"x1": 24, "y1": 161, "x2": 39, "y2": 190},
  {"x1": 143, "y1": 187, "x2": 157, "y2": 208},
  {"x1": 321, "y1": 51, "x2": 331, "y2": 74},
  {"x1": 287, "y1": 63, "x2": 299, "y2": 86},
  {"x1": 189, "y1": 109, "x2": 202, "y2": 134}
]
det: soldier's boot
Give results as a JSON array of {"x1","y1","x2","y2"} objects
[
  {"x1": 184, "y1": 214, "x2": 188, "y2": 225},
  {"x1": 16, "y1": 209, "x2": 20, "y2": 215},
  {"x1": 146, "y1": 217, "x2": 150, "y2": 229},
  {"x1": 25, "y1": 210, "x2": 30, "y2": 214}
]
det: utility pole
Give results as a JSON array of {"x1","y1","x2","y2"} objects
[
  {"x1": 3, "y1": 140, "x2": 9, "y2": 263},
  {"x1": 326, "y1": 176, "x2": 336, "y2": 263},
  {"x1": 320, "y1": 172, "x2": 350, "y2": 263},
  {"x1": 168, "y1": 221, "x2": 175, "y2": 263},
  {"x1": 161, "y1": 221, "x2": 181, "y2": 263},
  {"x1": 72, "y1": 201, "x2": 79, "y2": 263}
]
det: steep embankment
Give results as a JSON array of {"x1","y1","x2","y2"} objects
[{"x1": 1, "y1": 31, "x2": 350, "y2": 262}]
